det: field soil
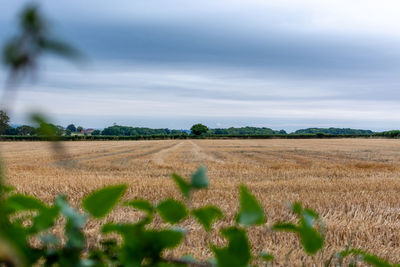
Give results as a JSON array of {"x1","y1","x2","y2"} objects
[{"x1": 2, "y1": 139, "x2": 400, "y2": 265}]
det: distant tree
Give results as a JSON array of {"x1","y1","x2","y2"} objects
[
  {"x1": 77, "y1": 126, "x2": 83, "y2": 133},
  {"x1": 190, "y1": 123, "x2": 208, "y2": 136},
  {"x1": 5, "y1": 127, "x2": 17, "y2": 135},
  {"x1": 65, "y1": 129, "x2": 71, "y2": 136},
  {"x1": 101, "y1": 125, "x2": 172, "y2": 136},
  {"x1": 16, "y1": 125, "x2": 36, "y2": 135},
  {"x1": 294, "y1": 128, "x2": 373, "y2": 135},
  {"x1": 66, "y1": 124, "x2": 76, "y2": 132},
  {"x1": 208, "y1": 127, "x2": 281, "y2": 135},
  {"x1": 91, "y1": 130, "x2": 101, "y2": 136},
  {"x1": 56, "y1": 125, "x2": 65, "y2": 136},
  {"x1": 0, "y1": 110, "x2": 10, "y2": 134}
]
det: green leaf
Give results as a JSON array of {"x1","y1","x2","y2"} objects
[
  {"x1": 1, "y1": 185, "x2": 15, "y2": 193},
  {"x1": 299, "y1": 227, "x2": 324, "y2": 255},
  {"x1": 339, "y1": 249, "x2": 392, "y2": 267},
  {"x1": 156, "y1": 199, "x2": 188, "y2": 224},
  {"x1": 260, "y1": 252, "x2": 274, "y2": 261},
  {"x1": 212, "y1": 227, "x2": 251, "y2": 267},
  {"x1": 38, "y1": 38, "x2": 82, "y2": 60},
  {"x1": 83, "y1": 185, "x2": 127, "y2": 218},
  {"x1": 172, "y1": 173, "x2": 191, "y2": 198},
  {"x1": 192, "y1": 206, "x2": 223, "y2": 231},
  {"x1": 102, "y1": 223, "x2": 184, "y2": 264},
  {"x1": 181, "y1": 254, "x2": 196, "y2": 263},
  {"x1": 5, "y1": 194, "x2": 60, "y2": 233},
  {"x1": 125, "y1": 199, "x2": 154, "y2": 214},
  {"x1": 6, "y1": 194, "x2": 47, "y2": 212},
  {"x1": 272, "y1": 203, "x2": 323, "y2": 255},
  {"x1": 32, "y1": 205, "x2": 60, "y2": 232},
  {"x1": 236, "y1": 185, "x2": 266, "y2": 226},
  {"x1": 191, "y1": 166, "x2": 208, "y2": 189},
  {"x1": 56, "y1": 195, "x2": 86, "y2": 249},
  {"x1": 39, "y1": 234, "x2": 59, "y2": 245},
  {"x1": 150, "y1": 229, "x2": 184, "y2": 250},
  {"x1": 272, "y1": 223, "x2": 298, "y2": 232}
]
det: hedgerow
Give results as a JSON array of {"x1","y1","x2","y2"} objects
[{"x1": 0, "y1": 133, "x2": 379, "y2": 141}]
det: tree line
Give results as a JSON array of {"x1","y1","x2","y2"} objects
[
  {"x1": 294, "y1": 127, "x2": 374, "y2": 135},
  {"x1": 3, "y1": 111, "x2": 399, "y2": 138}
]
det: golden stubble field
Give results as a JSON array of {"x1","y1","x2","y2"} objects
[{"x1": 1, "y1": 139, "x2": 400, "y2": 265}]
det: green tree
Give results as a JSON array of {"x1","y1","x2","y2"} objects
[
  {"x1": 0, "y1": 110, "x2": 10, "y2": 134},
  {"x1": 91, "y1": 129, "x2": 101, "y2": 136},
  {"x1": 76, "y1": 126, "x2": 83, "y2": 133},
  {"x1": 5, "y1": 127, "x2": 17, "y2": 135},
  {"x1": 16, "y1": 125, "x2": 36, "y2": 135},
  {"x1": 66, "y1": 124, "x2": 76, "y2": 132},
  {"x1": 190, "y1": 123, "x2": 208, "y2": 136}
]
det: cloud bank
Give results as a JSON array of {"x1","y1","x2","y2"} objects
[{"x1": 1, "y1": 0, "x2": 400, "y2": 131}]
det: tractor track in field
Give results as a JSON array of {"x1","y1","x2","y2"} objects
[
  {"x1": 151, "y1": 141, "x2": 186, "y2": 165},
  {"x1": 187, "y1": 140, "x2": 224, "y2": 163},
  {"x1": 110, "y1": 142, "x2": 179, "y2": 166}
]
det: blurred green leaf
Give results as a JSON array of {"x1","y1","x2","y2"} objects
[
  {"x1": 191, "y1": 166, "x2": 208, "y2": 189},
  {"x1": 38, "y1": 38, "x2": 81, "y2": 60},
  {"x1": 39, "y1": 234, "x2": 59, "y2": 246},
  {"x1": 6, "y1": 194, "x2": 47, "y2": 212},
  {"x1": 30, "y1": 113, "x2": 60, "y2": 138},
  {"x1": 192, "y1": 205, "x2": 223, "y2": 231},
  {"x1": 2, "y1": 40, "x2": 27, "y2": 68},
  {"x1": 150, "y1": 229, "x2": 185, "y2": 250},
  {"x1": 125, "y1": 199, "x2": 154, "y2": 214},
  {"x1": 299, "y1": 225, "x2": 324, "y2": 255},
  {"x1": 212, "y1": 227, "x2": 251, "y2": 267},
  {"x1": 32, "y1": 205, "x2": 60, "y2": 232},
  {"x1": 1, "y1": 185, "x2": 15, "y2": 194},
  {"x1": 273, "y1": 203, "x2": 323, "y2": 255},
  {"x1": 83, "y1": 185, "x2": 127, "y2": 218},
  {"x1": 236, "y1": 185, "x2": 266, "y2": 226},
  {"x1": 339, "y1": 249, "x2": 392, "y2": 267},
  {"x1": 156, "y1": 199, "x2": 188, "y2": 224},
  {"x1": 56, "y1": 195, "x2": 86, "y2": 249},
  {"x1": 172, "y1": 173, "x2": 191, "y2": 199},
  {"x1": 102, "y1": 223, "x2": 184, "y2": 265},
  {"x1": 273, "y1": 223, "x2": 298, "y2": 232},
  {"x1": 180, "y1": 254, "x2": 196, "y2": 263},
  {"x1": 260, "y1": 252, "x2": 274, "y2": 261},
  {"x1": 20, "y1": 4, "x2": 45, "y2": 33},
  {"x1": 5, "y1": 194, "x2": 59, "y2": 233},
  {"x1": 3, "y1": 4, "x2": 80, "y2": 77}
]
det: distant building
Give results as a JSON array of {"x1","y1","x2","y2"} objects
[{"x1": 81, "y1": 128, "x2": 95, "y2": 135}]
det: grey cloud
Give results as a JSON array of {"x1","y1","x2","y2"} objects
[
  {"x1": 59, "y1": 22, "x2": 400, "y2": 77},
  {"x1": 2, "y1": 1, "x2": 400, "y2": 131}
]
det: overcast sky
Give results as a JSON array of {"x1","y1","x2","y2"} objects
[{"x1": 1, "y1": 0, "x2": 400, "y2": 131}]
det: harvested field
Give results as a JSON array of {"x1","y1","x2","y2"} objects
[{"x1": 2, "y1": 139, "x2": 400, "y2": 265}]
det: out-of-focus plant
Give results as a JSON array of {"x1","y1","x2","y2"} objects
[
  {"x1": 2, "y1": 4, "x2": 80, "y2": 82},
  {"x1": 2, "y1": 4, "x2": 80, "y2": 108},
  {"x1": 0, "y1": 166, "x2": 396, "y2": 267}
]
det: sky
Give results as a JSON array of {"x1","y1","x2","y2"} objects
[{"x1": 1, "y1": 0, "x2": 400, "y2": 131}]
